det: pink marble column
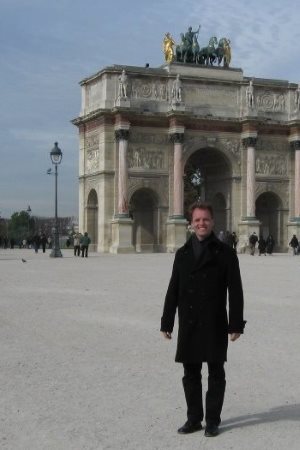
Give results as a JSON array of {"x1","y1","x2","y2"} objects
[
  {"x1": 115, "y1": 129, "x2": 130, "y2": 216},
  {"x1": 243, "y1": 137, "x2": 257, "y2": 218},
  {"x1": 170, "y1": 133, "x2": 184, "y2": 217},
  {"x1": 291, "y1": 140, "x2": 300, "y2": 217}
]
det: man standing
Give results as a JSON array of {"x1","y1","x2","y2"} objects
[
  {"x1": 80, "y1": 232, "x2": 91, "y2": 258},
  {"x1": 161, "y1": 202, "x2": 245, "y2": 437}
]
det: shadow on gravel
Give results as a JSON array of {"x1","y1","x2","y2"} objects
[{"x1": 221, "y1": 404, "x2": 300, "y2": 432}]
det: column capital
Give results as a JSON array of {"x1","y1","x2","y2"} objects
[
  {"x1": 242, "y1": 136, "x2": 257, "y2": 148},
  {"x1": 169, "y1": 132, "x2": 184, "y2": 144},
  {"x1": 290, "y1": 140, "x2": 300, "y2": 151},
  {"x1": 115, "y1": 129, "x2": 130, "y2": 142}
]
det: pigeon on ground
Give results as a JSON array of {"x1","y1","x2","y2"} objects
[{"x1": 21, "y1": 259, "x2": 27, "y2": 263}]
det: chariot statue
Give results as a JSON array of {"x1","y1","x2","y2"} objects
[{"x1": 162, "y1": 26, "x2": 232, "y2": 68}]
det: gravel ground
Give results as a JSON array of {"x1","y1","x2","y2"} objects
[{"x1": 0, "y1": 248, "x2": 299, "y2": 450}]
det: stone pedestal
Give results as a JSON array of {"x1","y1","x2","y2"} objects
[
  {"x1": 170, "y1": 102, "x2": 185, "y2": 112},
  {"x1": 114, "y1": 98, "x2": 131, "y2": 108},
  {"x1": 166, "y1": 217, "x2": 187, "y2": 253},
  {"x1": 238, "y1": 218, "x2": 261, "y2": 253},
  {"x1": 110, "y1": 217, "x2": 135, "y2": 253}
]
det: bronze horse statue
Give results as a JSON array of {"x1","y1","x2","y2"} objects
[
  {"x1": 215, "y1": 37, "x2": 231, "y2": 67},
  {"x1": 198, "y1": 36, "x2": 218, "y2": 65}
]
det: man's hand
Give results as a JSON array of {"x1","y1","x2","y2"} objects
[
  {"x1": 161, "y1": 331, "x2": 172, "y2": 340},
  {"x1": 229, "y1": 333, "x2": 241, "y2": 342}
]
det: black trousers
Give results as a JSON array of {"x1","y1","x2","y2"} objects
[
  {"x1": 81, "y1": 245, "x2": 88, "y2": 257},
  {"x1": 182, "y1": 362, "x2": 226, "y2": 426}
]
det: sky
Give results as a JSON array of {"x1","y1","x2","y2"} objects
[{"x1": 1, "y1": 0, "x2": 300, "y2": 219}]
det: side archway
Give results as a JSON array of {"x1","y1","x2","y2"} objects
[
  {"x1": 87, "y1": 189, "x2": 98, "y2": 251},
  {"x1": 255, "y1": 192, "x2": 283, "y2": 250},
  {"x1": 129, "y1": 188, "x2": 159, "y2": 252}
]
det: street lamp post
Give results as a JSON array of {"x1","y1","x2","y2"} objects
[
  {"x1": 49, "y1": 142, "x2": 63, "y2": 257},
  {"x1": 26, "y1": 205, "x2": 31, "y2": 237}
]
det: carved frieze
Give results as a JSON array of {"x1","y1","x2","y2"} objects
[
  {"x1": 86, "y1": 150, "x2": 99, "y2": 173},
  {"x1": 128, "y1": 147, "x2": 165, "y2": 170},
  {"x1": 255, "y1": 154, "x2": 287, "y2": 176},
  {"x1": 131, "y1": 80, "x2": 169, "y2": 101},
  {"x1": 219, "y1": 138, "x2": 242, "y2": 159},
  {"x1": 85, "y1": 134, "x2": 99, "y2": 174},
  {"x1": 255, "y1": 90, "x2": 286, "y2": 112}
]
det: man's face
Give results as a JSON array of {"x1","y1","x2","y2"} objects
[{"x1": 191, "y1": 208, "x2": 214, "y2": 240}]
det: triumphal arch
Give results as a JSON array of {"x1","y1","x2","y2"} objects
[{"x1": 72, "y1": 27, "x2": 300, "y2": 253}]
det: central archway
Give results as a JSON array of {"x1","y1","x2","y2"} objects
[
  {"x1": 129, "y1": 188, "x2": 159, "y2": 252},
  {"x1": 184, "y1": 147, "x2": 232, "y2": 233}
]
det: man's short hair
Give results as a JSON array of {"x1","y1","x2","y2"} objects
[{"x1": 189, "y1": 202, "x2": 214, "y2": 220}]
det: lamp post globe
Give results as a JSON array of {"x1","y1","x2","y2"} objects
[{"x1": 50, "y1": 142, "x2": 63, "y2": 258}]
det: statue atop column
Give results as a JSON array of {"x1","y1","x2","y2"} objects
[
  {"x1": 115, "y1": 69, "x2": 130, "y2": 108},
  {"x1": 118, "y1": 69, "x2": 128, "y2": 99},
  {"x1": 163, "y1": 32, "x2": 175, "y2": 63},
  {"x1": 294, "y1": 83, "x2": 300, "y2": 112},
  {"x1": 172, "y1": 74, "x2": 183, "y2": 103},
  {"x1": 246, "y1": 79, "x2": 255, "y2": 109}
]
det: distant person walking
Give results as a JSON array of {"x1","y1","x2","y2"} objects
[
  {"x1": 258, "y1": 236, "x2": 266, "y2": 256},
  {"x1": 231, "y1": 232, "x2": 238, "y2": 252},
  {"x1": 73, "y1": 232, "x2": 81, "y2": 257},
  {"x1": 41, "y1": 233, "x2": 47, "y2": 253},
  {"x1": 266, "y1": 234, "x2": 275, "y2": 255},
  {"x1": 249, "y1": 232, "x2": 258, "y2": 255},
  {"x1": 80, "y1": 232, "x2": 91, "y2": 258},
  {"x1": 289, "y1": 235, "x2": 299, "y2": 255},
  {"x1": 33, "y1": 234, "x2": 41, "y2": 253}
]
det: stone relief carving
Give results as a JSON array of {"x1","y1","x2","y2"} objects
[
  {"x1": 131, "y1": 80, "x2": 169, "y2": 101},
  {"x1": 85, "y1": 134, "x2": 99, "y2": 174},
  {"x1": 255, "y1": 154, "x2": 287, "y2": 176},
  {"x1": 219, "y1": 138, "x2": 242, "y2": 159},
  {"x1": 255, "y1": 90, "x2": 286, "y2": 112},
  {"x1": 86, "y1": 150, "x2": 99, "y2": 173},
  {"x1": 128, "y1": 147, "x2": 164, "y2": 169},
  {"x1": 85, "y1": 134, "x2": 98, "y2": 149}
]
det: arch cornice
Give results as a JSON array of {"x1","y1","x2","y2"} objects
[
  {"x1": 182, "y1": 135, "x2": 242, "y2": 174},
  {"x1": 255, "y1": 181, "x2": 287, "y2": 207},
  {"x1": 128, "y1": 177, "x2": 167, "y2": 206}
]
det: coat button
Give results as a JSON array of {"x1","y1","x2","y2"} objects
[
  {"x1": 188, "y1": 288, "x2": 194, "y2": 294},
  {"x1": 190, "y1": 275, "x2": 194, "y2": 280},
  {"x1": 189, "y1": 305, "x2": 193, "y2": 309}
]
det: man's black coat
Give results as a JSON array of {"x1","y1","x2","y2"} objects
[{"x1": 161, "y1": 233, "x2": 246, "y2": 363}]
